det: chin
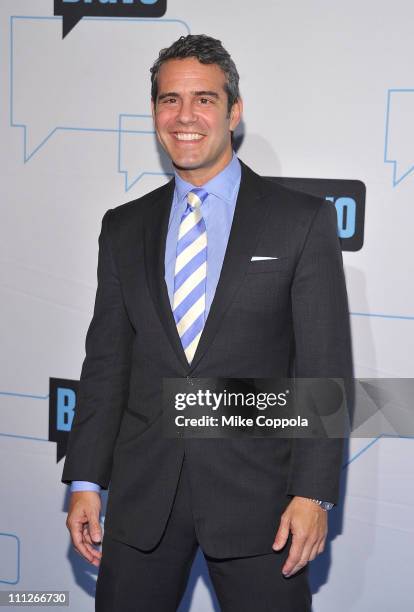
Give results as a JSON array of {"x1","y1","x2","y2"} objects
[{"x1": 171, "y1": 156, "x2": 205, "y2": 171}]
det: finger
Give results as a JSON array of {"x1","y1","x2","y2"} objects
[
  {"x1": 82, "y1": 538, "x2": 102, "y2": 562},
  {"x1": 82, "y1": 525, "x2": 93, "y2": 546},
  {"x1": 82, "y1": 525, "x2": 102, "y2": 557},
  {"x1": 282, "y1": 533, "x2": 307, "y2": 576},
  {"x1": 317, "y1": 539, "x2": 325, "y2": 555},
  {"x1": 82, "y1": 525, "x2": 102, "y2": 550},
  {"x1": 81, "y1": 524, "x2": 103, "y2": 563},
  {"x1": 76, "y1": 528, "x2": 102, "y2": 566},
  {"x1": 308, "y1": 541, "x2": 320, "y2": 562},
  {"x1": 75, "y1": 546, "x2": 101, "y2": 568},
  {"x1": 286, "y1": 540, "x2": 315, "y2": 576},
  {"x1": 83, "y1": 523, "x2": 102, "y2": 547},
  {"x1": 272, "y1": 516, "x2": 290, "y2": 551},
  {"x1": 70, "y1": 522, "x2": 98, "y2": 565}
]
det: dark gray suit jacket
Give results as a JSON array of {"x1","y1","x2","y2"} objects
[{"x1": 62, "y1": 159, "x2": 353, "y2": 558}]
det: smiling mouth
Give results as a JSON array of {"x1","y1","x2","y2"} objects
[{"x1": 173, "y1": 132, "x2": 205, "y2": 141}]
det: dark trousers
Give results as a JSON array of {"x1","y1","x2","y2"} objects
[{"x1": 95, "y1": 457, "x2": 312, "y2": 612}]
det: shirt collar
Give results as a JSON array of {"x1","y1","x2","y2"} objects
[{"x1": 173, "y1": 151, "x2": 241, "y2": 204}]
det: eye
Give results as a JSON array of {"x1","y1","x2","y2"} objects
[
  {"x1": 162, "y1": 97, "x2": 177, "y2": 104},
  {"x1": 199, "y1": 97, "x2": 212, "y2": 105}
]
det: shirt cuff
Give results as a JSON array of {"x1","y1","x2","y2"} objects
[{"x1": 70, "y1": 481, "x2": 101, "y2": 493}]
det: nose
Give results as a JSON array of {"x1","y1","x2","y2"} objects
[{"x1": 176, "y1": 98, "x2": 196, "y2": 125}]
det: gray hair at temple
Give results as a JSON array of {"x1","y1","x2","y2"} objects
[{"x1": 150, "y1": 34, "x2": 240, "y2": 116}]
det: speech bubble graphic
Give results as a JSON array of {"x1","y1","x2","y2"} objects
[
  {"x1": 0, "y1": 533, "x2": 20, "y2": 585},
  {"x1": 118, "y1": 114, "x2": 173, "y2": 190},
  {"x1": 10, "y1": 16, "x2": 190, "y2": 167},
  {"x1": 384, "y1": 89, "x2": 414, "y2": 187},
  {"x1": 54, "y1": 0, "x2": 167, "y2": 38}
]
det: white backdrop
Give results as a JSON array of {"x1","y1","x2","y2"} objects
[{"x1": 1, "y1": 1, "x2": 413, "y2": 610}]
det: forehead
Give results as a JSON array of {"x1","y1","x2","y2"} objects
[{"x1": 156, "y1": 57, "x2": 227, "y2": 93}]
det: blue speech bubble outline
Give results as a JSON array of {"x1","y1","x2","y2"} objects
[
  {"x1": 117, "y1": 113, "x2": 173, "y2": 191},
  {"x1": 9, "y1": 15, "x2": 190, "y2": 168},
  {"x1": 384, "y1": 88, "x2": 414, "y2": 187},
  {"x1": 0, "y1": 532, "x2": 20, "y2": 585}
]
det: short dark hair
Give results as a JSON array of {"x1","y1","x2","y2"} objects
[{"x1": 150, "y1": 34, "x2": 240, "y2": 115}]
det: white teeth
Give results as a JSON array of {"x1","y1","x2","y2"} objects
[{"x1": 175, "y1": 133, "x2": 203, "y2": 141}]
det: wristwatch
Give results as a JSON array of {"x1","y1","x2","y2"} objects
[{"x1": 309, "y1": 499, "x2": 334, "y2": 511}]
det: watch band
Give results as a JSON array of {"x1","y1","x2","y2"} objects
[{"x1": 310, "y1": 499, "x2": 334, "y2": 511}]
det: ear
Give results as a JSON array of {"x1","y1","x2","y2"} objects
[
  {"x1": 151, "y1": 99, "x2": 156, "y2": 120},
  {"x1": 229, "y1": 97, "x2": 243, "y2": 131}
]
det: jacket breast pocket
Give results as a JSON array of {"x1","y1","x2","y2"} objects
[{"x1": 232, "y1": 257, "x2": 292, "y2": 315}]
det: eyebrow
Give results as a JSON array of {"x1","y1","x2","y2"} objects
[
  {"x1": 157, "y1": 90, "x2": 220, "y2": 101},
  {"x1": 193, "y1": 90, "x2": 220, "y2": 98}
]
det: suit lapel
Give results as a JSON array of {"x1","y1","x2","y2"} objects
[
  {"x1": 188, "y1": 161, "x2": 274, "y2": 371},
  {"x1": 143, "y1": 161, "x2": 274, "y2": 373},
  {"x1": 143, "y1": 178, "x2": 190, "y2": 371}
]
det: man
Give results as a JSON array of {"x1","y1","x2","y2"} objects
[{"x1": 63, "y1": 34, "x2": 353, "y2": 611}]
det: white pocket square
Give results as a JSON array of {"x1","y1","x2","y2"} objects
[{"x1": 250, "y1": 256, "x2": 279, "y2": 261}]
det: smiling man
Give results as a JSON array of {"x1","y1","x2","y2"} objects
[
  {"x1": 152, "y1": 55, "x2": 241, "y2": 183},
  {"x1": 63, "y1": 35, "x2": 353, "y2": 612}
]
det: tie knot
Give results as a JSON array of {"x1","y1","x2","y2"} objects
[{"x1": 187, "y1": 188, "x2": 208, "y2": 209}]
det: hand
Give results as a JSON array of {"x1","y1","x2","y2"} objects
[
  {"x1": 66, "y1": 491, "x2": 102, "y2": 567},
  {"x1": 272, "y1": 496, "x2": 328, "y2": 577}
]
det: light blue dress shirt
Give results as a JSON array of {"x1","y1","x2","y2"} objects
[{"x1": 70, "y1": 152, "x2": 241, "y2": 493}]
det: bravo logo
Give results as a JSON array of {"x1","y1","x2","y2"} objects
[
  {"x1": 49, "y1": 377, "x2": 79, "y2": 462},
  {"x1": 54, "y1": 0, "x2": 167, "y2": 38}
]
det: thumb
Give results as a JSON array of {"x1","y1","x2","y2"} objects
[
  {"x1": 272, "y1": 515, "x2": 290, "y2": 551},
  {"x1": 88, "y1": 515, "x2": 102, "y2": 543}
]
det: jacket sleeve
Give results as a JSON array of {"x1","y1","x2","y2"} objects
[
  {"x1": 287, "y1": 200, "x2": 354, "y2": 504},
  {"x1": 61, "y1": 209, "x2": 134, "y2": 489}
]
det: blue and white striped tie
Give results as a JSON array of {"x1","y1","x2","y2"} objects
[{"x1": 173, "y1": 188, "x2": 208, "y2": 364}]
